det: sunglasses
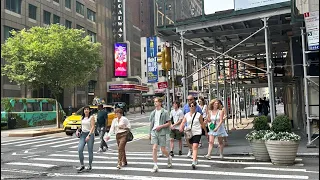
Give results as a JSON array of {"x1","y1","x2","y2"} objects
[
  {"x1": 189, "y1": 104, "x2": 195, "y2": 107},
  {"x1": 187, "y1": 99, "x2": 193, "y2": 101}
]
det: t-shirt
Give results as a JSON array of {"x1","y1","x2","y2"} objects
[
  {"x1": 81, "y1": 116, "x2": 92, "y2": 133},
  {"x1": 170, "y1": 109, "x2": 184, "y2": 130},
  {"x1": 153, "y1": 109, "x2": 162, "y2": 130},
  {"x1": 97, "y1": 110, "x2": 108, "y2": 126},
  {"x1": 184, "y1": 112, "x2": 202, "y2": 136}
]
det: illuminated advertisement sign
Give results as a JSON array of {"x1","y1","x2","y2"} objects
[
  {"x1": 109, "y1": 84, "x2": 148, "y2": 92},
  {"x1": 147, "y1": 37, "x2": 158, "y2": 83},
  {"x1": 112, "y1": 0, "x2": 124, "y2": 42},
  {"x1": 114, "y1": 43, "x2": 127, "y2": 77},
  {"x1": 234, "y1": 0, "x2": 289, "y2": 10}
]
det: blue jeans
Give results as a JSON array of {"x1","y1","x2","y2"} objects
[
  {"x1": 97, "y1": 124, "x2": 107, "y2": 149},
  {"x1": 78, "y1": 131, "x2": 94, "y2": 166}
]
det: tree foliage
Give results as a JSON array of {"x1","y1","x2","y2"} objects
[{"x1": 1, "y1": 24, "x2": 102, "y2": 98}]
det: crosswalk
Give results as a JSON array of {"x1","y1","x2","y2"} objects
[
  {"x1": 2, "y1": 149, "x2": 317, "y2": 179},
  {"x1": 1, "y1": 129, "x2": 149, "y2": 150}
]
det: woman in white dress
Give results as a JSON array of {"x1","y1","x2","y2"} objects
[
  {"x1": 198, "y1": 97, "x2": 208, "y2": 147},
  {"x1": 204, "y1": 99, "x2": 228, "y2": 159}
]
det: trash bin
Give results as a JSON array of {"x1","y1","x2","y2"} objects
[{"x1": 8, "y1": 116, "x2": 16, "y2": 129}]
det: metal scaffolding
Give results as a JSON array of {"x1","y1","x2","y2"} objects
[{"x1": 301, "y1": 27, "x2": 319, "y2": 147}]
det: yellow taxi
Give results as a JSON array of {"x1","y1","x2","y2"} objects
[{"x1": 63, "y1": 104, "x2": 115, "y2": 136}]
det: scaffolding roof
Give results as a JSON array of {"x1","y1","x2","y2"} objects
[{"x1": 156, "y1": 2, "x2": 304, "y2": 85}]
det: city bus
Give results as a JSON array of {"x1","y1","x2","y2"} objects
[{"x1": 1, "y1": 98, "x2": 66, "y2": 129}]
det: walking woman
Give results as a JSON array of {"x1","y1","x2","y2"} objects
[
  {"x1": 204, "y1": 99, "x2": 228, "y2": 160},
  {"x1": 180, "y1": 101, "x2": 208, "y2": 169},
  {"x1": 77, "y1": 105, "x2": 95, "y2": 172},
  {"x1": 218, "y1": 100, "x2": 228, "y2": 146},
  {"x1": 198, "y1": 97, "x2": 208, "y2": 147},
  {"x1": 105, "y1": 108, "x2": 131, "y2": 169}
]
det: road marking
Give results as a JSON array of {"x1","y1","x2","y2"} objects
[
  {"x1": 24, "y1": 148, "x2": 37, "y2": 153},
  {"x1": 1, "y1": 136, "x2": 56, "y2": 146},
  {"x1": 32, "y1": 138, "x2": 79, "y2": 147},
  {"x1": 0, "y1": 168, "x2": 207, "y2": 180},
  {"x1": 244, "y1": 167, "x2": 319, "y2": 173},
  {"x1": 57, "y1": 166, "x2": 311, "y2": 179},
  {"x1": 5, "y1": 162, "x2": 57, "y2": 168},
  {"x1": 15, "y1": 137, "x2": 69, "y2": 147},
  {"x1": 48, "y1": 154, "x2": 304, "y2": 166},
  {"x1": 23, "y1": 155, "x2": 40, "y2": 159},
  {"x1": 29, "y1": 157, "x2": 212, "y2": 168}
]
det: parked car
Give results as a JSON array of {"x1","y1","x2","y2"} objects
[
  {"x1": 113, "y1": 102, "x2": 127, "y2": 115},
  {"x1": 63, "y1": 104, "x2": 115, "y2": 136}
]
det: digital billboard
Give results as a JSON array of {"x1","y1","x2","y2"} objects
[
  {"x1": 147, "y1": 37, "x2": 158, "y2": 83},
  {"x1": 114, "y1": 43, "x2": 127, "y2": 77},
  {"x1": 234, "y1": 0, "x2": 289, "y2": 11}
]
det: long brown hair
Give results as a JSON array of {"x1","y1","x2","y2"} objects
[{"x1": 208, "y1": 99, "x2": 222, "y2": 111}]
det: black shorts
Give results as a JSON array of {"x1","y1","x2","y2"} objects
[{"x1": 188, "y1": 135, "x2": 201, "y2": 144}]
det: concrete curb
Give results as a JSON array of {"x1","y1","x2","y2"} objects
[{"x1": 8, "y1": 128, "x2": 64, "y2": 137}]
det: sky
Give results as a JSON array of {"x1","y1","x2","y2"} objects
[{"x1": 204, "y1": 0, "x2": 234, "y2": 15}]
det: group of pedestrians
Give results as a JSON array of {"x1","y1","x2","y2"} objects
[
  {"x1": 256, "y1": 97, "x2": 270, "y2": 116},
  {"x1": 75, "y1": 95, "x2": 229, "y2": 173}
]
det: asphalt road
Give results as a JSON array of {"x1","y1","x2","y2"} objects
[{"x1": 1, "y1": 111, "x2": 319, "y2": 180}]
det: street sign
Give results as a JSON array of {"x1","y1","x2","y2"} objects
[
  {"x1": 157, "y1": 82, "x2": 168, "y2": 89},
  {"x1": 304, "y1": 11, "x2": 319, "y2": 50}
]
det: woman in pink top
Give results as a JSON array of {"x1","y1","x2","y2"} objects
[{"x1": 105, "y1": 108, "x2": 131, "y2": 169}]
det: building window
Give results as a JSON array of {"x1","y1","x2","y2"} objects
[
  {"x1": 53, "y1": 15, "x2": 60, "y2": 24},
  {"x1": 43, "y1": 10, "x2": 51, "y2": 24},
  {"x1": 4, "y1": 26, "x2": 18, "y2": 40},
  {"x1": 87, "y1": 9, "x2": 96, "y2": 22},
  {"x1": 87, "y1": 30, "x2": 96, "y2": 43},
  {"x1": 28, "y1": 4, "x2": 37, "y2": 20},
  {"x1": 145, "y1": 72, "x2": 147, "y2": 77},
  {"x1": 144, "y1": 59, "x2": 146, "y2": 64},
  {"x1": 76, "y1": 1, "x2": 84, "y2": 15},
  {"x1": 5, "y1": 0, "x2": 22, "y2": 14},
  {"x1": 65, "y1": 20, "x2": 72, "y2": 28},
  {"x1": 144, "y1": 47, "x2": 146, "y2": 52},
  {"x1": 65, "y1": 0, "x2": 71, "y2": 9},
  {"x1": 53, "y1": 0, "x2": 59, "y2": 3},
  {"x1": 76, "y1": 24, "x2": 84, "y2": 29}
]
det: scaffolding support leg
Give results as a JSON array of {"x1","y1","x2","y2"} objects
[
  {"x1": 180, "y1": 32, "x2": 187, "y2": 105},
  {"x1": 301, "y1": 28, "x2": 314, "y2": 147},
  {"x1": 263, "y1": 17, "x2": 275, "y2": 123}
]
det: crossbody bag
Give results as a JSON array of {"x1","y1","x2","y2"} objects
[{"x1": 184, "y1": 112, "x2": 197, "y2": 139}]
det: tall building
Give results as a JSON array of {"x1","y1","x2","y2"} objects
[
  {"x1": 1, "y1": 0, "x2": 113, "y2": 109},
  {"x1": 155, "y1": 0, "x2": 203, "y2": 26}
]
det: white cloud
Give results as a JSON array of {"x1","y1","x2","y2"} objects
[{"x1": 204, "y1": 0, "x2": 234, "y2": 15}]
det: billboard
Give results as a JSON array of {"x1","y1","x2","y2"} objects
[
  {"x1": 147, "y1": 37, "x2": 158, "y2": 83},
  {"x1": 304, "y1": 11, "x2": 319, "y2": 50},
  {"x1": 114, "y1": 43, "x2": 127, "y2": 77},
  {"x1": 234, "y1": 0, "x2": 289, "y2": 11}
]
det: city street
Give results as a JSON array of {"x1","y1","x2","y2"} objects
[{"x1": 1, "y1": 111, "x2": 319, "y2": 180}]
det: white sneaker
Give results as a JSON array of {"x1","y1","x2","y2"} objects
[
  {"x1": 204, "y1": 154, "x2": 211, "y2": 160},
  {"x1": 187, "y1": 150, "x2": 192, "y2": 158},
  {"x1": 97, "y1": 148, "x2": 103, "y2": 153},
  {"x1": 220, "y1": 154, "x2": 224, "y2": 159},
  {"x1": 167, "y1": 156, "x2": 172, "y2": 168},
  {"x1": 151, "y1": 165, "x2": 158, "y2": 173}
]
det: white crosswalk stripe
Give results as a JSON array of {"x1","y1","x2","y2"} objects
[
  {"x1": 2, "y1": 150, "x2": 314, "y2": 179},
  {"x1": 1, "y1": 135, "x2": 116, "y2": 149}
]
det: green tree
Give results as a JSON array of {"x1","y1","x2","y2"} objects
[
  {"x1": 1, "y1": 24, "x2": 102, "y2": 98},
  {"x1": 1, "y1": 24, "x2": 103, "y2": 127}
]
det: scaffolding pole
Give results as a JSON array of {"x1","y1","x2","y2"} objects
[
  {"x1": 263, "y1": 17, "x2": 275, "y2": 123},
  {"x1": 301, "y1": 27, "x2": 314, "y2": 147},
  {"x1": 180, "y1": 32, "x2": 186, "y2": 105}
]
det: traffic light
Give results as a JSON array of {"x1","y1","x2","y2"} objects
[
  {"x1": 157, "y1": 49, "x2": 166, "y2": 70},
  {"x1": 164, "y1": 47, "x2": 171, "y2": 71}
]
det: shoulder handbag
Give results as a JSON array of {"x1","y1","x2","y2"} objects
[
  {"x1": 126, "y1": 129, "x2": 134, "y2": 142},
  {"x1": 184, "y1": 112, "x2": 197, "y2": 139},
  {"x1": 209, "y1": 111, "x2": 219, "y2": 130}
]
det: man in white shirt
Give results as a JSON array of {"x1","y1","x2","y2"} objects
[{"x1": 169, "y1": 101, "x2": 184, "y2": 157}]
